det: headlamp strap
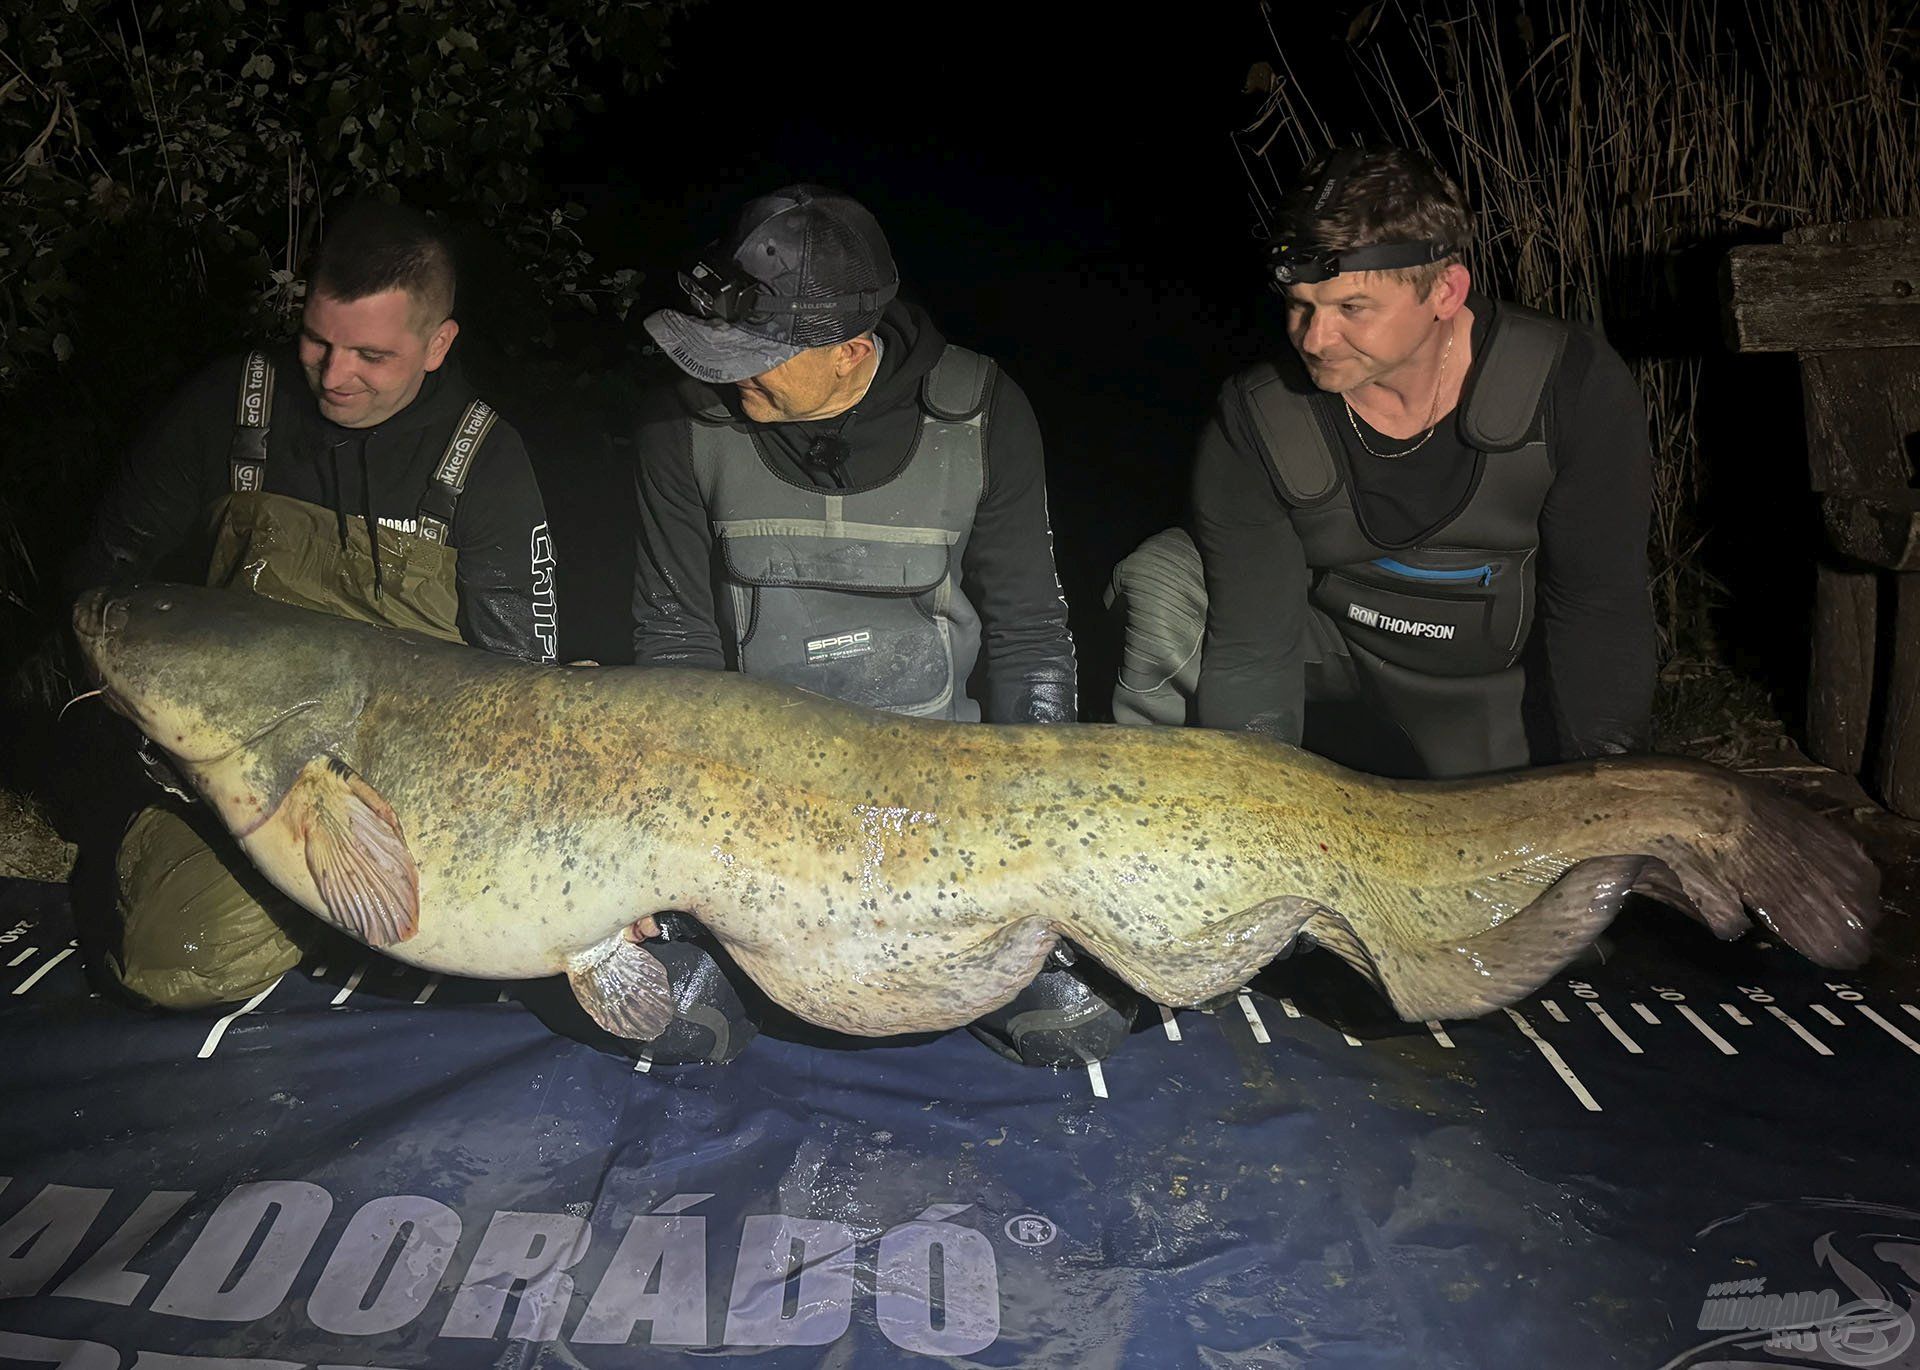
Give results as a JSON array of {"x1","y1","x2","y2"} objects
[
  {"x1": 1308, "y1": 147, "x2": 1361, "y2": 217},
  {"x1": 1268, "y1": 147, "x2": 1455, "y2": 286}
]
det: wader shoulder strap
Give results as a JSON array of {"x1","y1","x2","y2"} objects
[
  {"x1": 1239, "y1": 361, "x2": 1342, "y2": 507},
  {"x1": 1459, "y1": 304, "x2": 1567, "y2": 452},
  {"x1": 416, "y1": 399, "x2": 499, "y2": 546},
  {"x1": 228, "y1": 351, "x2": 274, "y2": 493},
  {"x1": 921, "y1": 345, "x2": 996, "y2": 421}
]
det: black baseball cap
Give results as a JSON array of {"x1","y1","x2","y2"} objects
[{"x1": 645, "y1": 185, "x2": 900, "y2": 385}]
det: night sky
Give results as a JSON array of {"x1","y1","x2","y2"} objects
[{"x1": 529, "y1": 1, "x2": 1292, "y2": 678}]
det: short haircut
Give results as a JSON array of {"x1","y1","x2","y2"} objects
[
  {"x1": 1294, "y1": 145, "x2": 1473, "y2": 298},
  {"x1": 309, "y1": 201, "x2": 456, "y2": 328}
]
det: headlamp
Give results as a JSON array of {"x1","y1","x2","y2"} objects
[
  {"x1": 676, "y1": 247, "x2": 900, "y2": 325},
  {"x1": 1267, "y1": 238, "x2": 1458, "y2": 289},
  {"x1": 1266, "y1": 145, "x2": 1458, "y2": 290},
  {"x1": 676, "y1": 258, "x2": 756, "y2": 323}
]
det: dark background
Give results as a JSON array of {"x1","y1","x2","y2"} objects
[{"x1": 482, "y1": 1, "x2": 1287, "y2": 685}]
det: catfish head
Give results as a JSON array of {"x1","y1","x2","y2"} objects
[{"x1": 72, "y1": 584, "x2": 370, "y2": 835}]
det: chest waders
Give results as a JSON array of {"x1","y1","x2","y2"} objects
[
  {"x1": 1109, "y1": 304, "x2": 1566, "y2": 777},
  {"x1": 111, "y1": 354, "x2": 497, "y2": 1008},
  {"x1": 689, "y1": 345, "x2": 993, "y2": 721}
]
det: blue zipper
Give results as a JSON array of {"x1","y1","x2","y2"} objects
[{"x1": 1371, "y1": 557, "x2": 1494, "y2": 586}]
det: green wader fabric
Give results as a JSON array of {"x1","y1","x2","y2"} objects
[
  {"x1": 108, "y1": 800, "x2": 317, "y2": 1009},
  {"x1": 111, "y1": 490, "x2": 463, "y2": 1009},
  {"x1": 205, "y1": 491, "x2": 464, "y2": 640}
]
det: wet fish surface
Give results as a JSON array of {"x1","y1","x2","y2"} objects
[{"x1": 72, "y1": 585, "x2": 1880, "y2": 1045}]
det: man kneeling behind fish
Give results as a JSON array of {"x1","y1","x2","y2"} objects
[{"x1": 72, "y1": 585, "x2": 1879, "y2": 1059}]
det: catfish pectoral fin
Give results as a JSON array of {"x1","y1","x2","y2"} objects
[
  {"x1": 1312, "y1": 854, "x2": 1645, "y2": 1022},
  {"x1": 293, "y1": 756, "x2": 419, "y2": 948},
  {"x1": 568, "y1": 935, "x2": 674, "y2": 1040}
]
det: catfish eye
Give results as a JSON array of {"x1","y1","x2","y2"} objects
[{"x1": 156, "y1": 600, "x2": 172, "y2": 611}]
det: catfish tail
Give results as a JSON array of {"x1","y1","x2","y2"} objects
[
  {"x1": 1288, "y1": 764, "x2": 1880, "y2": 1023},
  {"x1": 1637, "y1": 771, "x2": 1880, "y2": 968},
  {"x1": 1069, "y1": 757, "x2": 1878, "y2": 1026}
]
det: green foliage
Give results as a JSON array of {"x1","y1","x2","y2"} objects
[
  {"x1": 0, "y1": 0, "x2": 692, "y2": 720},
  {"x1": 0, "y1": 0, "x2": 689, "y2": 390}
]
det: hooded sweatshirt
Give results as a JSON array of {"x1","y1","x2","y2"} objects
[
  {"x1": 630, "y1": 299, "x2": 1076, "y2": 722},
  {"x1": 68, "y1": 347, "x2": 556, "y2": 660}
]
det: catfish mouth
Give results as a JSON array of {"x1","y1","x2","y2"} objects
[{"x1": 71, "y1": 586, "x2": 122, "y2": 657}]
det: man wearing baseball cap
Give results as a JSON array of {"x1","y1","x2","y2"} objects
[{"x1": 628, "y1": 184, "x2": 1129, "y2": 1069}]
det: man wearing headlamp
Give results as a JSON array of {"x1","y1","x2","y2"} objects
[
  {"x1": 629, "y1": 185, "x2": 1122, "y2": 1068},
  {"x1": 1112, "y1": 144, "x2": 1655, "y2": 778}
]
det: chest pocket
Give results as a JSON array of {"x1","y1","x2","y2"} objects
[
  {"x1": 717, "y1": 520, "x2": 961, "y2": 715},
  {"x1": 1312, "y1": 548, "x2": 1535, "y2": 677}
]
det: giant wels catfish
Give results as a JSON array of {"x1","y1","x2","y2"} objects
[{"x1": 72, "y1": 584, "x2": 1880, "y2": 1046}]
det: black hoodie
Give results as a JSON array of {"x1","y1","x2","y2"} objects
[
  {"x1": 630, "y1": 300, "x2": 1076, "y2": 722},
  {"x1": 68, "y1": 347, "x2": 556, "y2": 660}
]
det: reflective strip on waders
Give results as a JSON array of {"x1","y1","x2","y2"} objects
[
  {"x1": 416, "y1": 399, "x2": 498, "y2": 545},
  {"x1": 228, "y1": 351, "x2": 274, "y2": 493}
]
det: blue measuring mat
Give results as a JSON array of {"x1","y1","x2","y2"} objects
[{"x1": 1, "y1": 874, "x2": 1916, "y2": 1368}]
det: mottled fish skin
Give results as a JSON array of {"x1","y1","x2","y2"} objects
[{"x1": 72, "y1": 585, "x2": 1882, "y2": 1036}]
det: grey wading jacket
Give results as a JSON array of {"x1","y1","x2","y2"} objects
[{"x1": 683, "y1": 346, "x2": 996, "y2": 720}]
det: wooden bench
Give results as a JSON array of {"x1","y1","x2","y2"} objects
[{"x1": 1724, "y1": 218, "x2": 1920, "y2": 818}]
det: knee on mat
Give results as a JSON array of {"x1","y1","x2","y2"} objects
[{"x1": 112, "y1": 804, "x2": 311, "y2": 1010}]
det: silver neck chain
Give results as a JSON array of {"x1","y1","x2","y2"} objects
[{"x1": 1343, "y1": 323, "x2": 1457, "y2": 460}]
